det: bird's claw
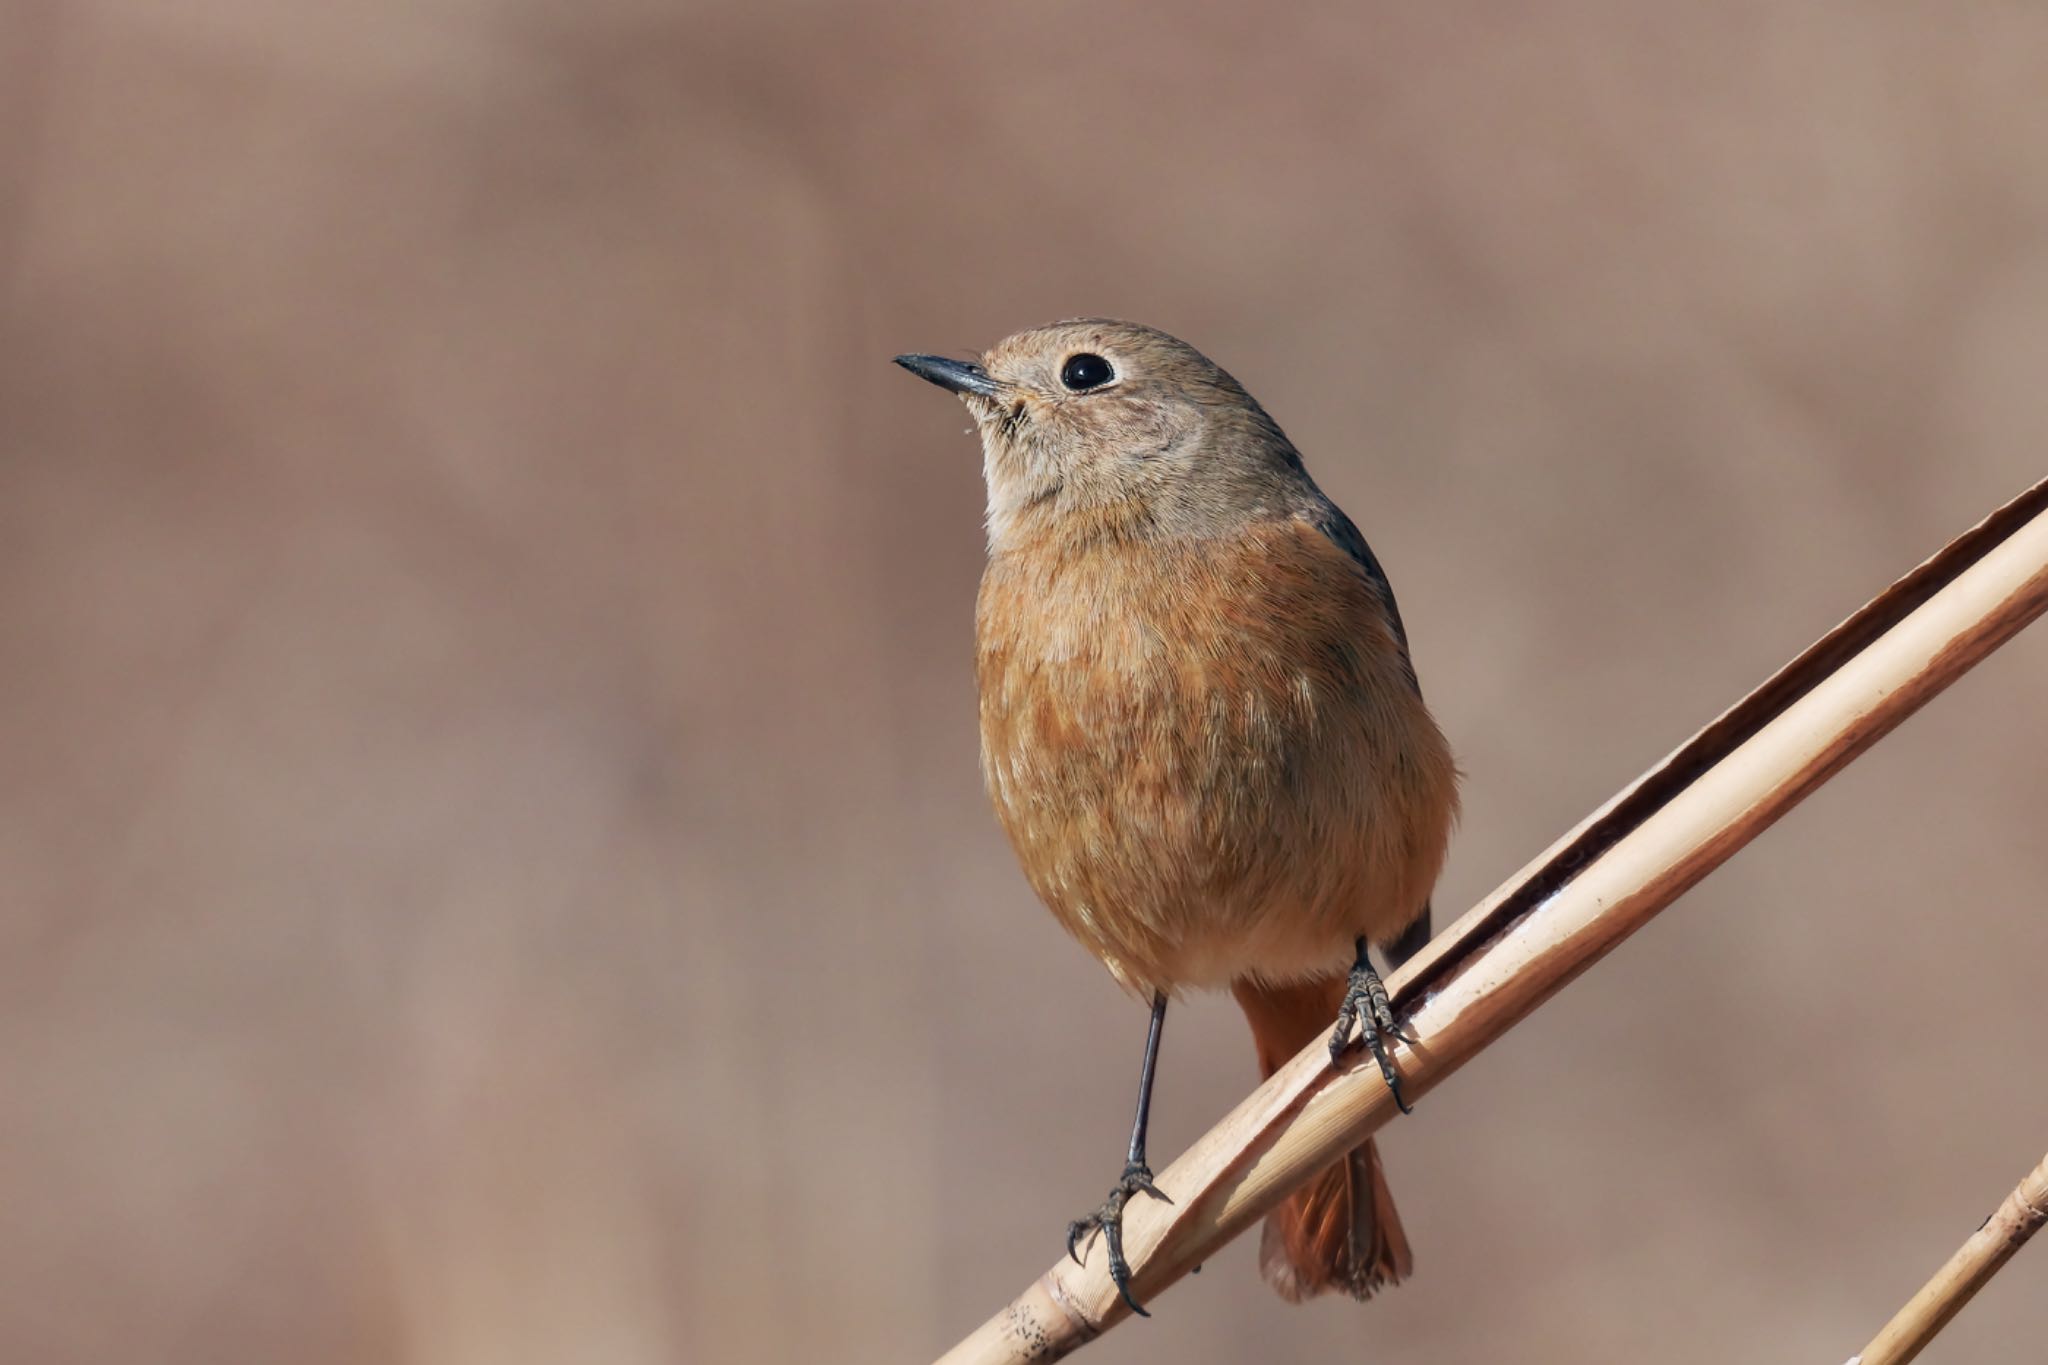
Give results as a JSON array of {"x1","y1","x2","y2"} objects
[
  {"x1": 1064, "y1": 1161, "x2": 1172, "y2": 1316},
  {"x1": 1330, "y1": 960, "x2": 1413, "y2": 1115}
]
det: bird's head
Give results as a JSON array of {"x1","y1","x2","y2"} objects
[{"x1": 897, "y1": 319, "x2": 1307, "y2": 550}]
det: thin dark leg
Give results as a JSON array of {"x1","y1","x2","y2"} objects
[
  {"x1": 1124, "y1": 991, "x2": 1166, "y2": 1166},
  {"x1": 1066, "y1": 992, "x2": 1173, "y2": 1317},
  {"x1": 1330, "y1": 936, "x2": 1413, "y2": 1115}
]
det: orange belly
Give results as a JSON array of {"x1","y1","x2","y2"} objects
[{"x1": 976, "y1": 518, "x2": 1457, "y2": 997}]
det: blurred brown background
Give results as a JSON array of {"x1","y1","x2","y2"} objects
[{"x1": 4, "y1": 3, "x2": 2047, "y2": 1362}]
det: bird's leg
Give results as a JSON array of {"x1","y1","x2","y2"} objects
[
  {"x1": 1066, "y1": 991, "x2": 1173, "y2": 1317},
  {"x1": 1330, "y1": 936, "x2": 1412, "y2": 1114}
]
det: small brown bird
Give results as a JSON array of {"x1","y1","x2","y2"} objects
[{"x1": 898, "y1": 320, "x2": 1458, "y2": 1315}]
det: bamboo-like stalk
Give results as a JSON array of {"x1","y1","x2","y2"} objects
[
  {"x1": 935, "y1": 478, "x2": 2048, "y2": 1365},
  {"x1": 1849, "y1": 1150, "x2": 2048, "y2": 1365}
]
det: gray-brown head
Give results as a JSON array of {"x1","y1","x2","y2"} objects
[{"x1": 896, "y1": 320, "x2": 1319, "y2": 550}]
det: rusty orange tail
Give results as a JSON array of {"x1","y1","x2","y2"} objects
[{"x1": 1231, "y1": 976, "x2": 1413, "y2": 1303}]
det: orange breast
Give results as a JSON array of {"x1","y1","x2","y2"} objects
[{"x1": 975, "y1": 518, "x2": 1457, "y2": 997}]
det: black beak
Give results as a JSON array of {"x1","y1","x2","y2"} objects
[{"x1": 894, "y1": 353, "x2": 1002, "y2": 399}]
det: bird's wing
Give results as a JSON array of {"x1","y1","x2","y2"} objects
[
  {"x1": 1294, "y1": 508, "x2": 1440, "y2": 956},
  {"x1": 1302, "y1": 504, "x2": 1419, "y2": 691}
]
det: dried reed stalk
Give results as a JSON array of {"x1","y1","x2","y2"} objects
[
  {"x1": 1849, "y1": 1149, "x2": 2048, "y2": 1365},
  {"x1": 935, "y1": 477, "x2": 2048, "y2": 1365}
]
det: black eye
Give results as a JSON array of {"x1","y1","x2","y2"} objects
[{"x1": 1059, "y1": 353, "x2": 1114, "y2": 391}]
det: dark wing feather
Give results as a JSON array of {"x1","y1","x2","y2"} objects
[
  {"x1": 1306, "y1": 503, "x2": 1438, "y2": 958},
  {"x1": 1307, "y1": 503, "x2": 1419, "y2": 692}
]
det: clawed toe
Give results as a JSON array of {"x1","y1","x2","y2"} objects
[
  {"x1": 1331, "y1": 956, "x2": 1413, "y2": 1115},
  {"x1": 1328, "y1": 992, "x2": 1360, "y2": 1065},
  {"x1": 1065, "y1": 1162, "x2": 1172, "y2": 1316}
]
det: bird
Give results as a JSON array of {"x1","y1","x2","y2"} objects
[{"x1": 896, "y1": 319, "x2": 1458, "y2": 1316}]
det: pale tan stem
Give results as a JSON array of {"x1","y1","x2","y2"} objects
[
  {"x1": 1850, "y1": 1151, "x2": 2048, "y2": 1365},
  {"x1": 934, "y1": 478, "x2": 2048, "y2": 1365}
]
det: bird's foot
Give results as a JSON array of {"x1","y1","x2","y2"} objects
[
  {"x1": 1330, "y1": 959, "x2": 1412, "y2": 1114},
  {"x1": 1065, "y1": 1161, "x2": 1172, "y2": 1316}
]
